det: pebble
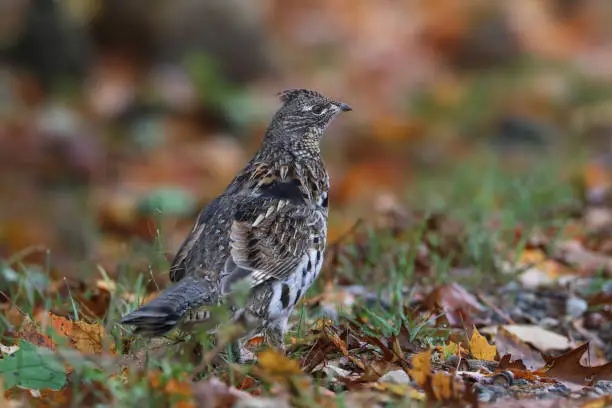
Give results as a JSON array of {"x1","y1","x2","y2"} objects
[
  {"x1": 378, "y1": 370, "x2": 412, "y2": 384},
  {"x1": 475, "y1": 384, "x2": 507, "y2": 403},
  {"x1": 539, "y1": 317, "x2": 560, "y2": 330},
  {"x1": 235, "y1": 398, "x2": 290, "y2": 408},
  {"x1": 536, "y1": 383, "x2": 571, "y2": 398},
  {"x1": 594, "y1": 380, "x2": 612, "y2": 395},
  {"x1": 322, "y1": 365, "x2": 352, "y2": 380},
  {"x1": 566, "y1": 296, "x2": 588, "y2": 318}
]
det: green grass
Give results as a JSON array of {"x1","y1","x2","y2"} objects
[{"x1": 0, "y1": 150, "x2": 585, "y2": 406}]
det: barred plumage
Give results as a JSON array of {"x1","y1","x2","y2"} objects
[{"x1": 119, "y1": 89, "x2": 351, "y2": 361}]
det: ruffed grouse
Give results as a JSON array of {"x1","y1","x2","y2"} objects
[{"x1": 120, "y1": 89, "x2": 351, "y2": 361}]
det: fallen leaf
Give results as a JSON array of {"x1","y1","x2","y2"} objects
[
  {"x1": 556, "y1": 240, "x2": 612, "y2": 276},
  {"x1": 70, "y1": 321, "x2": 105, "y2": 354},
  {"x1": 436, "y1": 341, "x2": 466, "y2": 358},
  {"x1": 323, "y1": 325, "x2": 365, "y2": 371},
  {"x1": 191, "y1": 378, "x2": 252, "y2": 408},
  {"x1": 37, "y1": 313, "x2": 72, "y2": 338},
  {"x1": 516, "y1": 249, "x2": 576, "y2": 287},
  {"x1": 581, "y1": 395, "x2": 612, "y2": 408},
  {"x1": 541, "y1": 342, "x2": 612, "y2": 385},
  {"x1": 373, "y1": 382, "x2": 425, "y2": 400},
  {"x1": 16, "y1": 319, "x2": 55, "y2": 351},
  {"x1": 424, "y1": 283, "x2": 484, "y2": 327},
  {"x1": 165, "y1": 378, "x2": 195, "y2": 408},
  {"x1": 481, "y1": 325, "x2": 562, "y2": 370},
  {"x1": 34, "y1": 313, "x2": 107, "y2": 355},
  {"x1": 470, "y1": 327, "x2": 497, "y2": 361},
  {"x1": 483, "y1": 325, "x2": 572, "y2": 353},
  {"x1": 257, "y1": 349, "x2": 303, "y2": 382},
  {"x1": 429, "y1": 372, "x2": 457, "y2": 400},
  {"x1": 408, "y1": 350, "x2": 431, "y2": 387}
]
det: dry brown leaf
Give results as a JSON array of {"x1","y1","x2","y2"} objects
[
  {"x1": 493, "y1": 327, "x2": 545, "y2": 370},
  {"x1": 424, "y1": 283, "x2": 484, "y2": 327},
  {"x1": 494, "y1": 325, "x2": 572, "y2": 353},
  {"x1": 323, "y1": 325, "x2": 365, "y2": 371},
  {"x1": 32, "y1": 313, "x2": 107, "y2": 354},
  {"x1": 191, "y1": 378, "x2": 252, "y2": 408},
  {"x1": 470, "y1": 327, "x2": 497, "y2": 361},
  {"x1": 16, "y1": 319, "x2": 56, "y2": 351},
  {"x1": 542, "y1": 342, "x2": 612, "y2": 385}
]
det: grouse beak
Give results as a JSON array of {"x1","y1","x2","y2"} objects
[{"x1": 337, "y1": 102, "x2": 352, "y2": 112}]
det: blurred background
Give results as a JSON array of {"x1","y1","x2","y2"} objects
[{"x1": 2, "y1": 0, "x2": 612, "y2": 281}]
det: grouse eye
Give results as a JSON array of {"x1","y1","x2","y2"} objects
[{"x1": 311, "y1": 104, "x2": 325, "y2": 115}]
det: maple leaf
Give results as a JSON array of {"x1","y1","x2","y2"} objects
[
  {"x1": 541, "y1": 342, "x2": 612, "y2": 385},
  {"x1": 469, "y1": 327, "x2": 497, "y2": 361}
]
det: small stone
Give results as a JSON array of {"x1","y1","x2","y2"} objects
[
  {"x1": 594, "y1": 380, "x2": 612, "y2": 395},
  {"x1": 475, "y1": 384, "x2": 507, "y2": 403},
  {"x1": 538, "y1": 317, "x2": 560, "y2": 330},
  {"x1": 322, "y1": 365, "x2": 351, "y2": 380},
  {"x1": 538, "y1": 383, "x2": 571, "y2": 398},
  {"x1": 566, "y1": 296, "x2": 588, "y2": 318},
  {"x1": 379, "y1": 370, "x2": 411, "y2": 384},
  {"x1": 234, "y1": 398, "x2": 291, "y2": 408}
]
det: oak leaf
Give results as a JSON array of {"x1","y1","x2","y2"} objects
[{"x1": 541, "y1": 342, "x2": 612, "y2": 385}]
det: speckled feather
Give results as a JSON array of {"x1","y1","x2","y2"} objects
[{"x1": 119, "y1": 89, "x2": 350, "y2": 354}]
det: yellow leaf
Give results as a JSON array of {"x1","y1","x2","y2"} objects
[
  {"x1": 71, "y1": 321, "x2": 105, "y2": 354},
  {"x1": 518, "y1": 249, "x2": 547, "y2": 264},
  {"x1": 408, "y1": 350, "x2": 431, "y2": 387},
  {"x1": 437, "y1": 341, "x2": 463, "y2": 357},
  {"x1": 581, "y1": 395, "x2": 612, "y2": 408},
  {"x1": 516, "y1": 249, "x2": 572, "y2": 279},
  {"x1": 257, "y1": 349, "x2": 302, "y2": 379},
  {"x1": 470, "y1": 327, "x2": 496, "y2": 361},
  {"x1": 374, "y1": 383, "x2": 425, "y2": 400},
  {"x1": 431, "y1": 372, "x2": 453, "y2": 400}
]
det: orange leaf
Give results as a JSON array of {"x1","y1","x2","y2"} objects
[
  {"x1": 257, "y1": 349, "x2": 303, "y2": 379},
  {"x1": 71, "y1": 321, "x2": 105, "y2": 354},
  {"x1": 47, "y1": 313, "x2": 73, "y2": 337},
  {"x1": 430, "y1": 372, "x2": 454, "y2": 400},
  {"x1": 408, "y1": 350, "x2": 431, "y2": 387},
  {"x1": 246, "y1": 336, "x2": 265, "y2": 348},
  {"x1": 469, "y1": 327, "x2": 496, "y2": 361},
  {"x1": 165, "y1": 378, "x2": 193, "y2": 398}
]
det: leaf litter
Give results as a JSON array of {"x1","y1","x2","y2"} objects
[{"x1": 4, "y1": 8, "x2": 612, "y2": 403}]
